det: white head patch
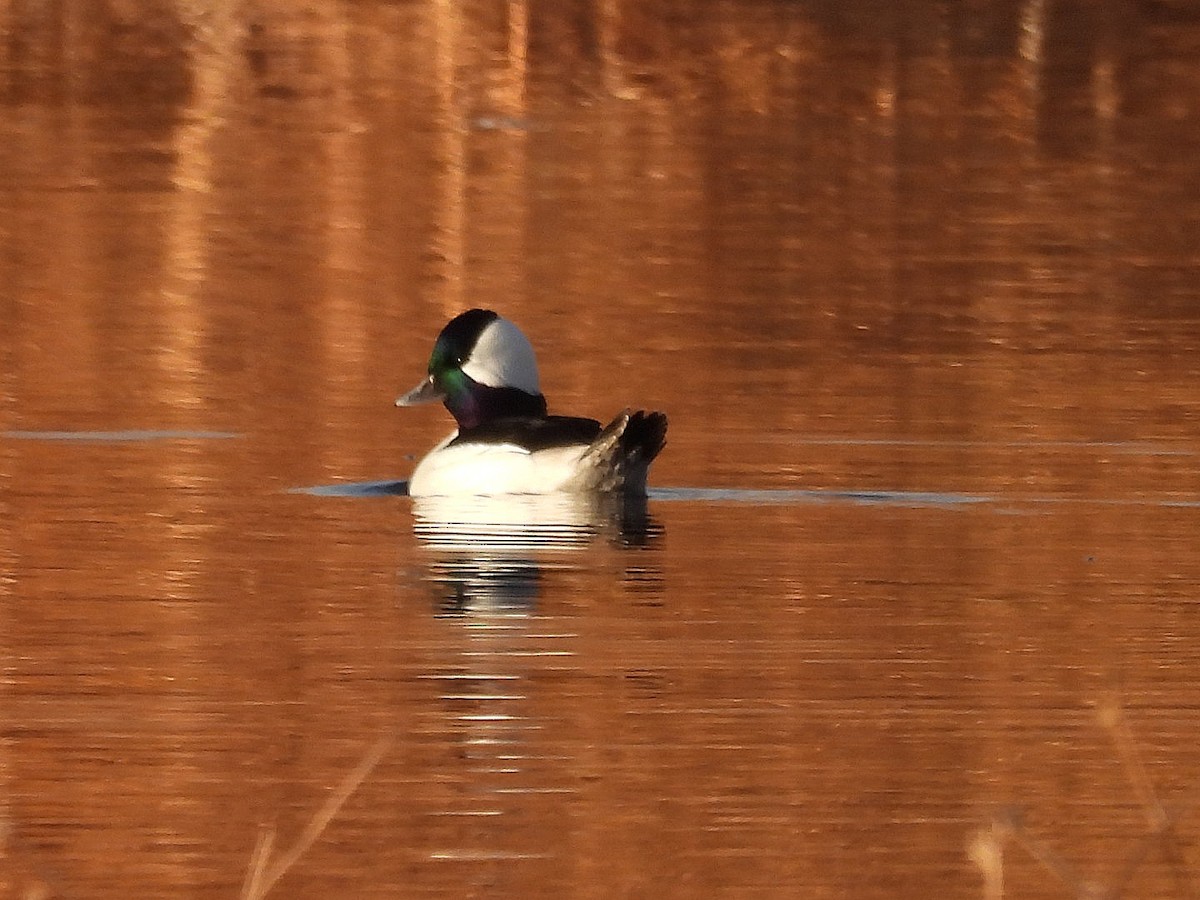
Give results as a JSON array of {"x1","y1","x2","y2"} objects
[{"x1": 461, "y1": 317, "x2": 541, "y2": 395}]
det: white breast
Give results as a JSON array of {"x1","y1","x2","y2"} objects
[{"x1": 407, "y1": 434, "x2": 589, "y2": 497}]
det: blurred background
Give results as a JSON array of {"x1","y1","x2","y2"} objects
[{"x1": 3, "y1": 1, "x2": 1200, "y2": 898}]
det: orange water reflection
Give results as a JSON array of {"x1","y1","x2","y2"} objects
[{"x1": 3, "y1": 2, "x2": 1200, "y2": 898}]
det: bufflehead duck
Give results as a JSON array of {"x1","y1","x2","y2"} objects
[{"x1": 396, "y1": 309, "x2": 667, "y2": 497}]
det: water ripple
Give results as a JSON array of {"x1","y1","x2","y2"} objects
[
  {"x1": 3, "y1": 429, "x2": 240, "y2": 442},
  {"x1": 649, "y1": 487, "x2": 989, "y2": 507},
  {"x1": 289, "y1": 479, "x2": 408, "y2": 496},
  {"x1": 286, "y1": 481, "x2": 1200, "y2": 510}
]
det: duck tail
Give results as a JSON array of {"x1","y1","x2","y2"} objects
[
  {"x1": 620, "y1": 409, "x2": 668, "y2": 465},
  {"x1": 580, "y1": 409, "x2": 668, "y2": 494}
]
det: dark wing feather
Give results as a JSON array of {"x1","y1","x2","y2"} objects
[{"x1": 449, "y1": 415, "x2": 603, "y2": 452}]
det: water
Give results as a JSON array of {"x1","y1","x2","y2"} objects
[{"x1": 4, "y1": 2, "x2": 1200, "y2": 898}]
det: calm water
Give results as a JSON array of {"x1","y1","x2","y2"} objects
[{"x1": 4, "y1": 2, "x2": 1200, "y2": 898}]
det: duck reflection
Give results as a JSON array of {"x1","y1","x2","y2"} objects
[
  {"x1": 410, "y1": 494, "x2": 663, "y2": 852},
  {"x1": 412, "y1": 492, "x2": 662, "y2": 614}
]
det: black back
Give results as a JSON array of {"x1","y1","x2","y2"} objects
[{"x1": 449, "y1": 415, "x2": 603, "y2": 452}]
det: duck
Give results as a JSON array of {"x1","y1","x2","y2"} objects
[{"x1": 396, "y1": 309, "x2": 667, "y2": 497}]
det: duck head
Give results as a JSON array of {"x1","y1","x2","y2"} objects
[{"x1": 396, "y1": 309, "x2": 548, "y2": 430}]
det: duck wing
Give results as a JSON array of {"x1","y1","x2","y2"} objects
[
  {"x1": 449, "y1": 415, "x2": 602, "y2": 451},
  {"x1": 576, "y1": 409, "x2": 668, "y2": 495}
]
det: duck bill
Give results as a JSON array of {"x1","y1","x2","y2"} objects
[{"x1": 395, "y1": 375, "x2": 444, "y2": 407}]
